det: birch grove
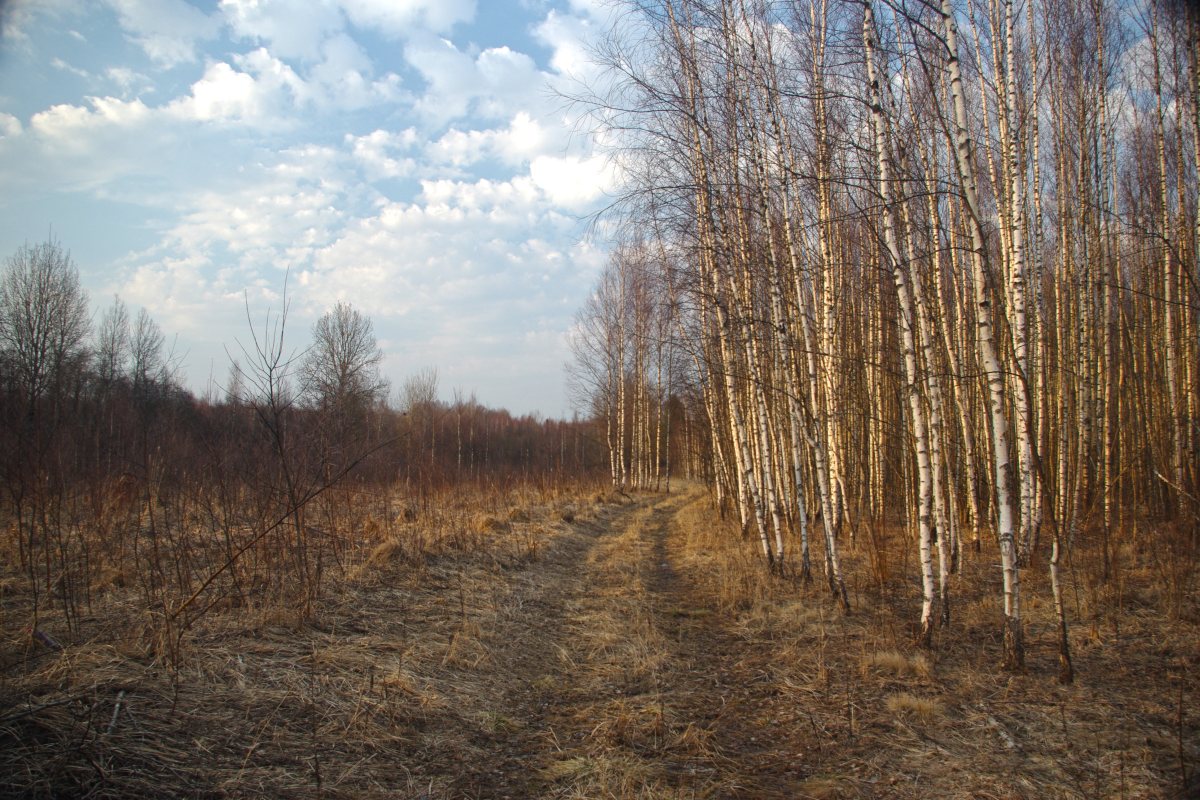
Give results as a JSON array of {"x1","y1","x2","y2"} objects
[{"x1": 571, "y1": 0, "x2": 1199, "y2": 675}]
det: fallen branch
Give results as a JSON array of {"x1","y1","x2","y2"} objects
[{"x1": 106, "y1": 690, "x2": 127, "y2": 736}]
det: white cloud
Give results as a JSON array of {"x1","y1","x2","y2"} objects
[
  {"x1": 0, "y1": 0, "x2": 617, "y2": 417},
  {"x1": 530, "y1": 153, "x2": 614, "y2": 209},
  {"x1": 565, "y1": 0, "x2": 611, "y2": 20},
  {"x1": 121, "y1": 251, "x2": 222, "y2": 333},
  {"x1": 31, "y1": 96, "x2": 152, "y2": 142},
  {"x1": 111, "y1": 143, "x2": 364, "y2": 335},
  {"x1": 219, "y1": 0, "x2": 475, "y2": 59},
  {"x1": 237, "y1": 47, "x2": 312, "y2": 104},
  {"x1": 340, "y1": 0, "x2": 476, "y2": 37},
  {"x1": 167, "y1": 52, "x2": 308, "y2": 125},
  {"x1": 348, "y1": 128, "x2": 419, "y2": 179},
  {"x1": 0, "y1": 113, "x2": 22, "y2": 138},
  {"x1": 169, "y1": 60, "x2": 276, "y2": 124},
  {"x1": 403, "y1": 36, "x2": 480, "y2": 122},
  {"x1": 533, "y1": 9, "x2": 598, "y2": 78},
  {"x1": 405, "y1": 36, "x2": 544, "y2": 125},
  {"x1": 1, "y1": 0, "x2": 81, "y2": 44},
  {"x1": 4, "y1": 95, "x2": 180, "y2": 193},
  {"x1": 427, "y1": 127, "x2": 491, "y2": 167},
  {"x1": 51, "y1": 57, "x2": 92, "y2": 79},
  {"x1": 163, "y1": 144, "x2": 351, "y2": 268},
  {"x1": 473, "y1": 46, "x2": 542, "y2": 113},
  {"x1": 428, "y1": 112, "x2": 549, "y2": 167},
  {"x1": 495, "y1": 111, "x2": 549, "y2": 162},
  {"x1": 307, "y1": 33, "x2": 404, "y2": 110},
  {"x1": 105, "y1": 66, "x2": 154, "y2": 96},
  {"x1": 418, "y1": 175, "x2": 541, "y2": 216},
  {"x1": 165, "y1": 39, "x2": 403, "y2": 125},
  {"x1": 48, "y1": 143, "x2": 599, "y2": 414},
  {"x1": 220, "y1": 0, "x2": 342, "y2": 60},
  {"x1": 291, "y1": 176, "x2": 594, "y2": 409},
  {"x1": 5, "y1": 71, "x2": 297, "y2": 195},
  {"x1": 105, "y1": 0, "x2": 222, "y2": 66},
  {"x1": 110, "y1": 158, "x2": 596, "y2": 409}
]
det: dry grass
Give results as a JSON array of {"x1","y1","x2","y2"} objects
[
  {"x1": 664, "y1": 487, "x2": 1200, "y2": 799},
  {"x1": 862, "y1": 649, "x2": 932, "y2": 679},
  {"x1": 1, "y1": 478, "x2": 1195, "y2": 799},
  {"x1": 884, "y1": 691, "x2": 944, "y2": 722},
  {"x1": 0, "y1": 478, "x2": 610, "y2": 798},
  {"x1": 472, "y1": 512, "x2": 510, "y2": 534}
]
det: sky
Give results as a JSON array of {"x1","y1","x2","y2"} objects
[{"x1": 0, "y1": 0, "x2": 620, "y2": 419}]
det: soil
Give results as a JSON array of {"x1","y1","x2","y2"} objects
[{"x1": 1, "y1": 484, "x2": 1196, "y2": 798}]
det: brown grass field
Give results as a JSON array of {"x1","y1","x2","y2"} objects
[{"x1": 1, "y1": 482, "x2": 1197, "y2": 798}]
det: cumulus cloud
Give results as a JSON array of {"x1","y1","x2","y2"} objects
[
  {"x1": 348, "y1": 128, "x2": 419, "y2": 179},
  {"x1": 31, "y1": 96, "x2": 153, "y2": 142},
  {"x1": 121, "y1": 251, "x2": 224, "y2": 332},
  {"x1": 307, "y1": 33, "x2": 404, "y2": 109},
  {"x1": 106, "y1": 66, "x2": 155, "y2": 96},
  {"x1": 405, "y1": 36, "x2": 544, "y2": 125},
  {"x1": 297, "y1": 166, "x2": 595, "y2": 312},
  {"x1": 530, "y1": 153, "x2": 615, "y2": 209},
  {"x1": 1, "y1": 0, "x2": 79, "y2": 44},
  {"x1": 219, "y1": 0, "x2": 475, "y2": 61},
  {"x1": 165, "y1": 42, "x2": 403, "y2": 125},
  {"x1": 0, "y1": 113, "x2": 22, "y2": 138},
  {"x1": 51, "y1": 57, "x2": 92, "y2": 79},
  {"x1": 340, "y1": 0, "x2": 476, "y2": 37},
  {"x1": 1, "y1": 0, "x2": 616, "y2": 416},
  {"x1": 162, "y1": 144, "x2": 353, "y2": 270},
  {"x1": 427, "y1": 112, "x2": 549, "y2": 167},
  {"x1": 110, "y1": 138, "x2": 601, "y2": 412},
  {"x1": 220, "y1": 0, "x2": 342, "y2": 60},
  {"x1": 24, "y1": 61, "x2": 295, "y2": 139},
  {"x1": 533, "y1": 9, "x2": 598, "y2": 78},
  {"x1": 4, "y1": 77, "x2": 285, "y2": 196},
  {"x1": 167, "y1": 57, "x2": 299, "y2": 125},
  {"x1": 418, "y1": 175, "x2": 540, "y2": 217},
  {"x1": 0, "y1": 94, "x2": 183, "y2": 194},
  {"x1": 293, "y1": 173, "x2": 595, "y2": 406},
  {"x1": 565, "y1": 0, "x2": 610, "y2": 20},
  {"x1": 106, "y1": 0, "x2": 222, "y2": 66},
  {"x1": 108, "y1": 143, "x2": 362, "y2": 334}
]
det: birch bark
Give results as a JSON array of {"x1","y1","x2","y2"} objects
[
  {"x1": 939, "y1": 0, "x2": 1023, "y2": 668},
  {"x1": 863, "y1": 0, "x2": 937, "y2": 643}
]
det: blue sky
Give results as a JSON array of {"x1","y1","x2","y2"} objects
[{"x1": 0, "y1": 0, "x2": 618, "y2": 418}]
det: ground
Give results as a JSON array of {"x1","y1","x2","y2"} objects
[{"x1": 1, "y1": 483, "x2": 1197, "y2": 798}]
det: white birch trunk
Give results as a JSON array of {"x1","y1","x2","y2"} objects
[
  {"x1": 1150, "y1": 5, "x2": 1186, "y2": 502},
  {"x1": 997, "y1": 0, "x2": 1040, "y2": 565},
  {"x1": 768, "y1": 17, "x2": 849, "y2": 604},
  {"x1": 863, "y1": 0, "x2": 937, "y2": 644},
  {"x1": 940, "y1": 0, "x2": 1023, "y2": 669}
]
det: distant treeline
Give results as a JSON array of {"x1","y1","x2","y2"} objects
[{"x1": 0, "y1": 237, "x2": 607, "y2": 641}]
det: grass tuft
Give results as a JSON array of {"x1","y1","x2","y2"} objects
[
  {"x1": 473, "y1": 513, "x2": 510, "y2": 534},
  {"x1": 541, "y1": 756, "x2": 594, "y2": 781},
  {"x1": 884, "y1": 691, "x2": 943, "y2": 722},
  {"x1": 862, "y1": 649, "x2": 932, "y2": 679},
  {"x1": 364, "y1": 536, "x2": 407, "y2": 567}
]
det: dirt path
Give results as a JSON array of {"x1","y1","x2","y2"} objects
[
  {"x1": 5, "y1": 485, "x2": 782, "y2": 799},
  {"x1": 444, "y1": 483, "x2": 810, "y2": 799},
  {"x1": 7, "y1": 483, "x2": 1194, "y2": 798}
]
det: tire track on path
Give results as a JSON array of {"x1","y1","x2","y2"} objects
[{"x1": 517, "y1": 483, "x2": 812, "y2": 799}]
